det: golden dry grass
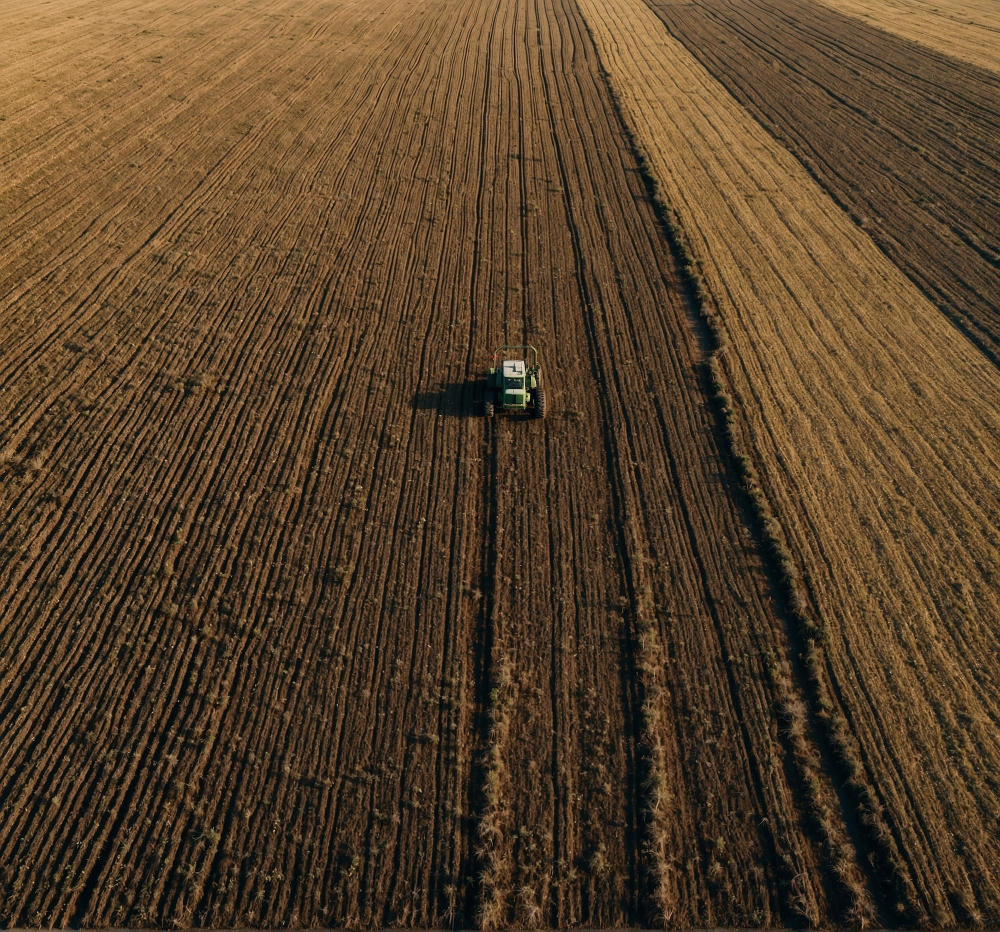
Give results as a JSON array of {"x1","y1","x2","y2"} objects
[{"x1": 578, "y1": 0, "x2": 1000, "y2": 922}]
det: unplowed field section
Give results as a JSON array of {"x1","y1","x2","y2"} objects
[
  {"x1": 645, "y1": 0, "x2": 1000, "y2": 363},
  {"x1": 0, "y1": 0, "x2": 857, "y2": 926},
  {"x1": 578, "y1": 0, "x2": 1000, "y2": 924}
]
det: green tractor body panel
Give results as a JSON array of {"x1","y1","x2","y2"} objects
[{"x1": 484, "y1": 345, "x2": 547, "y2": 418}]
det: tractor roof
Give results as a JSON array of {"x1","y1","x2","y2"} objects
[{"x1": 502, "y1": 359, "x2": 525, "y2": 377}]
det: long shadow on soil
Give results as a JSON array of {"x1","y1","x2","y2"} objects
[{"x1": 410, "y1": 381, "x2": 475, "y2": 417}]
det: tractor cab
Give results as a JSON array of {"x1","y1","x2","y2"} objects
[
  {"x1": 483, "y1": 345, "x2": 547, "y2": 419},
  {"x1": 501, "y1": 360, "x2": 527, "y2": 409}
]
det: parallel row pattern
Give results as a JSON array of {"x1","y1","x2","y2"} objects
[
  {"x1": 475, "y1": 0, "x2": 847, "y2": 925},
  {"x1": 0, "y1": 0, "x2": 835, "y2": 925},
  {"x1": 2, "y1": 0, "x2": 494, "y2": 924},
  {"x1": 577, "y1": 0, "x2": 1000, "y2": 924}
]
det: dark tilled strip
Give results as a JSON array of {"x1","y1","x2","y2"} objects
[{"x1": 643, "y1": 0, "x2": 1000, "y2": 364}]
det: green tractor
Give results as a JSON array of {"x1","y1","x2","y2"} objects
[{"x1": 483, "y1": 345, "x2": 546, "y2": 419}]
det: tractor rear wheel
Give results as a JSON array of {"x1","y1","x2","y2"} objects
[
  {"x1": 484, "y1": 399, "x2": 494, "y2": 418},
  {"x1": 534, "y1": 388, "x2": 547, "y2": 419}
]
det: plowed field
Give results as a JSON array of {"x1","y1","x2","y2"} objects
[{"x1": 2, "y1": 0, "x2": 999, "y2": 928}]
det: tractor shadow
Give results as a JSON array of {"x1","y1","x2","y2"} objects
[{"x1": 410, "y1": 381, "x2": 476, "y2": 418}]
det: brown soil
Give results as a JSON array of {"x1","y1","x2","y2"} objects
[
  {"x1": 0, "y1": 0, "x2": 851, "y2": 926},
  {"x1": 3, "y1": 0, "x2": 999, "y2": 927}
]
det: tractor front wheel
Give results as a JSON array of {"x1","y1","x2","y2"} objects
[{"x1": 534, "y1": 388, "x2": 547, "y2": 419}]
